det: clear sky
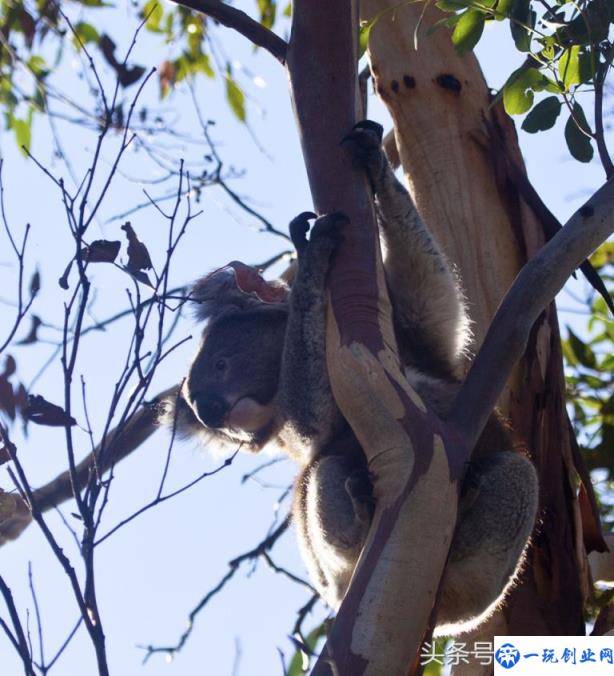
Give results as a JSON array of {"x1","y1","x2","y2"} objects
[{"x1": 0, "y1": 2, "x2": 608, "y2": 675}]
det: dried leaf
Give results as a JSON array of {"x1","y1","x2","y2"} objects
[
  {"x1": 83, "y1": 239, "x2": 121, "y2": 263},
  {"x1": 25, "y1": 394, "x2": 76, "y2": 427},
  {"x1": 29, "y1": 270, "x2": 41, "y2": 297},
  {"x1": 59, "y1": 260, "x2": 73, "y2": 289},
  {"x1": 0, "y1": 357, "x2": 17, "y2": 420},
  {"x1": 3, "y1": 355, "x2": 16, "y2": 378},
  {"x1": 0, "y1": 445, "x2": 10, "y2": 465},
  {"x1": 17, "y1": 315, "x2": 42, "y2": 345},
  {"x1": 0, "y1": 379, "x2": 15, "y2": 420},
  {"x1": 159, "y1": 60, "x2": 176, "y2": 97},
  {"x1": 124, "y1": 269, "x2": 154, "y2": 287},
  {"x1": 99, "y1": 34, "x2": 146, "y2": 88},
  {"x1": 121, "y1": 222, "x2": 153, "y2": 272}
]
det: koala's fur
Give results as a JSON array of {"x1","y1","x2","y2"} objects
[{"x1": 171, "y1": 121, "x2": 539, "y2": 636}]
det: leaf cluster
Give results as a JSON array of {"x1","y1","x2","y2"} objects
[{"x1": 436, "y1": 0, "x2": 614, "y2": 163}]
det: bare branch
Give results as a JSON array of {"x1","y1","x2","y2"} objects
[
  {"x1": 449, "y1": 178, "x2": 614, "y2": 449},
  {"x1": 141, "y1": 516, "x2": 293, "y2": 662},
  {"x1": 172, "y1": 0, "x2": 288, "y2": 63},
  {"x1": 0, "y1": 385, "x2": 178, "y2": 545},
  {"x1": 594, "y1": 58, "x2": 614, "y2": 180}
]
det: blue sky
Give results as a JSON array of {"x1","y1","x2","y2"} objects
[{"x1": 0, "y1": 2, "x2": 609, "y2": 675}]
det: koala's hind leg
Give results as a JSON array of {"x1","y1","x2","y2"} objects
[
  {"x1": 435, "y1": 452, "x2": 538, "y2": 636},
  {"x1": 293, "y1": 453, "x2": 373, "y2": 609},
  {"x1": 342, "y1": 121, "x2": 469, "y2": 378}
]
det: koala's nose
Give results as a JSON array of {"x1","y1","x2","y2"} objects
[{"x1": 192, "y1": 393, "x2": 228, "y2": 429}]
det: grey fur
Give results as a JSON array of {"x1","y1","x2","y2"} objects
[{"x1": 171, "y1": 120, "x2": 539, "y2": 635}]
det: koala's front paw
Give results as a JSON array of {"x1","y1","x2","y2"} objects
[
  {"x1": 341, "y1": 120, "x2": 385, "y2": 174},
  {"x1": 310, "y1": 211, "x2": 348, "y2": 251},
  {"x1": 289, "y1": 211, "x2": 317, "y2": 255}
]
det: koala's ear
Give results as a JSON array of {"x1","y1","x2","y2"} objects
[{"x1": 190, "y1": 261, "x2": 289, "y2": 322}]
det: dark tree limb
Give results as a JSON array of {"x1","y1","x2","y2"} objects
[{"x1": 172, "y1": 0, "x2": 288, "y2": 63}]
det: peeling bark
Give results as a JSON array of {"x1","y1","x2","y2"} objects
[{"x1": 361, "y1": 0, "x2": 592, "y2": 656}]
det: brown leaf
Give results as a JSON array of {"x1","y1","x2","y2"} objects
[
  {"x1": 3, "y1": 355, "x2": 16, "y2": 378},
  {"x1": 99, "y1": 34, "x2": 146, "y2": 88},
  {"x1": 25, "y1": 394, "x2": 76, "y2": 427},
  {"x1": 0, "y1": 357, "x2": 17, "y2": 420},
  {"x1": 29, "y1": 270, "x2": 40, "y2": 297},
  {"x1": 82, "y1": 239, "x2": 121, "y2": 263},
  {"x1": 121, "y1": 222, "x2": 153, "y2": 272},
  {"x1": 159, "y1": 60, "x2": 176, "y2": 96},
  {"x1": 58, "y1": 260, "x2": 73, "y2": 289},
  {"x1": 0, "y1": 379, "x2": 15, "y2": 420},
  {"x1": 0, "y1": 445, "x2": 10, "y2": 465},
  {"x1": 125, "y1": 269, "x2": 154, "y2": 287},
  {"x1": 14, "y1": 384, "x2": 28, "y2": 415},
  {"x1": 17, "y1": 315, "x2": 41, "y2": 345}
]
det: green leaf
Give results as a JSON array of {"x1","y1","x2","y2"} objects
[
  {"x1": 451, "y1": 9, "x2": 485, "y2": 54},
  {"x1": 502, "y1": 67, "x2": 547, "y2": 115},
  {"x1": 510, "y1": 0, "x2": 534, "y2": 52},
  {"x1": 521, "y1": 96, "x2": 561, "y2": 133},
  {"x1": 566, "y1": 327, "x2": 597, "y2": 369},
  {"x1": 72, "y1": 0, "x2": 113, "y2": 6},
  {"x1": 283, "y1": 3, "x2": 292, "y2": 18},
  {"x1": 225, "y1": 70, "x2": 246, "y2": 122},
  {"x1": 257, "y1": 0, "x2": 276, "y2": 30},
  {"x1": 564, "y1": 103, "x2": 594, "y2": 162},
  {"x1": 436, "y1": 0, "x2": 469, "y2": 10},
  {"x1": 287, "y1": 623, "x2": 327, "y2": 676},
  {"x1": 496, "y1": 0, "x2": 515, "y2": 18},
  {"x1": 558, "y1": 46, "x2": 594, "y2": 90},
  {"x1": 12, "y1": 116, "x2": 31, "y2": 155},
  {"x1": 359, "y1": 19, "x2": 375, "y2": 57},
  {"x1": 27, "y1": 55, "x2": 47, "y2": 77},
  {"x1": 589, "y1": 242, "x2": 614, "y2": 270},
  {"x1": 142, "y1": 0, "x2": 163, "y2": 32},
  {"x1": 72, "y1": 22, "x2": 100, "y2": 49}
]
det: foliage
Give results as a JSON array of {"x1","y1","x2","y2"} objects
[
  {"x1": 563, "y1": 242, "x2": 614, "y2": 525},
  {"x1": 2, "y1": 0, "x2": 613, "y2": 165},
  {"x1": 0, "y1": 0, "x2": 293, "y2": 148},
  {"x1": 434, "y1": 0, "x2": 614, "y2": 163}
]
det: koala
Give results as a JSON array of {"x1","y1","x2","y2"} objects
[{"x1": 172, "y1": 120, "x2": 539, "y2": 637}]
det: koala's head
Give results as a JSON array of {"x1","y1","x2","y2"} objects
[{"x1": 172, "y1": 263, "x2": 289, "y2": 451}]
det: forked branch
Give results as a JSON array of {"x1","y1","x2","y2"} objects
[{"x1": 0, "y1": 385, "x2": 177, "y2": 545}]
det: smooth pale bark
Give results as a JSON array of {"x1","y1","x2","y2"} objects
[{"x1": 361, "y1": 0, "x2": 590, "y2": 654}]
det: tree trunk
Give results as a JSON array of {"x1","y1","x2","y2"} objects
[{"x1": 361, "y1": 0, "x2": 587, "y2": 656}]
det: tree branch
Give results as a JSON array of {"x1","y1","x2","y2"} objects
[
  {"x1": 449, "y1": 178, "x2": 614, "y2": 450},
  {"x1": 0, "y1": 385, "x2": 177, "y2": 545},
  {"x1": 594, "y1": 59, "x2": 614, "y2": 180},
  {"x1": 172, "y1": 0, "x2": 288, "y2": 63}
]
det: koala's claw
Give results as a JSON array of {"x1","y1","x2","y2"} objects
[
  {"x1": 310, "y1": 211, "x2": 348, "y2": 246},
  {"x1": 341, "y1": 120, "x2": 385, "y2": 170},
  {"x1": 341, "y1": 120, "x2": 384, "y2": 145},
  {"x1": 289, "y1": 211, "x2": 317, "y2": 253}
]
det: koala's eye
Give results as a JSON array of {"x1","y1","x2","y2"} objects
[{"x1": 215, "y1": 358, "x2": 227, "y2": 372}]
